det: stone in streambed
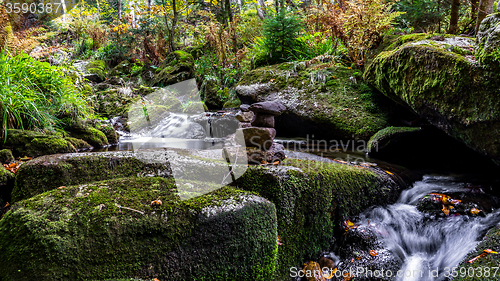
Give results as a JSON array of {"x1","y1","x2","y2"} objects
[
  {"x1": 235, "y1": 111, "x2": 254, "y2": 123},
  {"x1": 249, "y1": 101, "x2": 286, "y2": 116},
  {"x1": 235, "y1": 127, "x2": 276, "y2": 150},
  {"x1": 246, "y1": 143, "x2": 286, "y2": 164}
]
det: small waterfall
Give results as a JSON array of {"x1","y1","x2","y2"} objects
[{"x1": 349, "y1": 175, "x2": 500, "y2": 281}]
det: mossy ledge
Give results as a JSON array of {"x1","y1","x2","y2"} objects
[
  {"x1": 235, "y1": 61, "x2": 409, "y2": 140},
  {"x1": 0, "y1": 177, "x2": 278, "y2": 280},
  {"x1": 235, "y1": 158, "x2": 406, "y2": 279}
]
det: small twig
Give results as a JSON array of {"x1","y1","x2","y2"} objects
[
  {"x1": 116, "y1": 204, "x2": 144, "y2": 215},
  {"x1": 222, "y1": 146, "x2": 239, "y2": 184}
]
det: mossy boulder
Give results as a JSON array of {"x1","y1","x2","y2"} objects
[
  {"x1": 235, "y1": 61, "x2": 412, "y2": 140},
  {"x1": 85, "y1": 60, "x2": 108, "y2": 83},
  {"x1": 148, "y1": 51, "x2": 195, "y2": 87},
  {"x1": 364, "y1": 34, "x2": 500, "y2": 163},
  {"x1": 91, "y1": 121, "x2": 119, "y2": 144},
  {"x1": 223, "y1": 97, "x2": 242, "y2": 109},
  {"x1": 0, "y1": 149, "x2": 14, "y2": 164},
  {"x1": 65, "y1": 122, "x2": 109, "y2": 147},
  {"x1": 2, "y1": 129, "x2": 76, "y2": 157},
  {"x1": 200, "y1": 77, "x2": 225, "y2": 109},
  {"x1": 235, "y1": 158, "x2": 409, "y2": 279},
  {"x1": 108, "y1": 60, "x2": 134, "y2": 78},
  {"x1": 94, "y1": 86, "x2": 141, "y2": 118},
  {"x1": 11, "y1": 151, "x2": 172, "y2": 202},
  {"x1": 476, "y1": 13, "x2": 500, "y2": 65},
  {"x1": 0, "y1": 177, "x2": 278, "y2": 280}
]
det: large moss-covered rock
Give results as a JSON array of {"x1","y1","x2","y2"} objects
[
  {"x1": 148, "y1": 51, "x2": 194, "y2": 87},
  {"x1": 200, "y1": 77, "x2": 226, "y2": 109},
  {"x1": 364, "y1": 34, "x2": 500, "y2": 163},
  {"x1": 476, "y1": 13, "x2": 500, "y2": 65},
  {"x1": 0, "y1": 177, "x2": 278, "y2": 281},
  {"x1": 64, "y1": 122, "x2": 109, "y2": 147},
  {"x1": 107, "y1": 60, "x2": 143, "y2": 78},
  {"x1": 235, "y1": 158, "x2": 408, "y2": 279},
  {"x1": 235, "y1": 61, "x2": 411, "y2": 140},
  {"x1": 2, "y1": 129, "x2": 76, "y2": 157},
  {"x1": 12, "y1": 151, "x2": 172, "y2": 202},
  {"x1": 94, "y1": 86, "x2": 141, "y2": 118}
]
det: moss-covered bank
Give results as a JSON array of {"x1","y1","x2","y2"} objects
[
  {"x1": 2, "y1": 129, "x2": 77, "y2": 157},
  {"x1": 0, "y1": 177, "x2": 277, "y2": 280},
  {"x1": 364, "y1": 33, "x2": 500, "y2": 162}
]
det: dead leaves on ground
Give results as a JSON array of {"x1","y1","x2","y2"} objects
[
  {"x1": 2, "y1": 156, "x2": 33, "y2": 174},
  {"x1": 467, "y1": 249, "x2": 498, "y2": 264}
]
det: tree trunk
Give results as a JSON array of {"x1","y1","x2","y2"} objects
[
  {"x1": 256, "y1": 0, "x2": 266, "y2": 20},
  {"x1": 169, "y1": 0, "x2": 178, "y2": 51},
  {"x1": 471, "y1": 0, "x2": 479, "y2": 21},
  {"x1": 61, "y1": 0, "x2": 67, "y2": 23},
  {"x1": 117, "y1": 0, "x2": 122, "y2": 20},
  {"x1": 448, "y1": 0, "x2": 460, "y2": 34},
  {"x1": 475, "y1": 0, "x2": 495, "y2": 34}
]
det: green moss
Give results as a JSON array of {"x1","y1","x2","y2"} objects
[
  {"x1": 0, "y1": 149, "x2": 14, "y2": 164},
  {"x1": 476, "y1": 13, "x2": 500, "y2": 65},
  {"x1": 86, "y1": 60, "x2": 108, "y2": 81},
  {"x1": 108, "y1": 60, "x2": 133, "y2": 77},
  {"x1": 2, "y1": 129, "x2": 75, "y2": 157},
  {"x1": 64, "y1": 137, "x2": 92, "y2": 150},
  {"x1": 367, "y1": 127, "x2": 421, "y2": 152},
  {"x1": 235, "y1": 159, "x2": 402, "y2": 279},
  {"x1": 0, "y1": 166, "x2": 14, "y2": 186},
  {"x1": 93, "y1": 122, "x2": 119, "y2": 144},
  {"x1": 223, "y1": 98, "x2": 242, "y2": 109},
  {"x1": 66, "y1": 123, "x2": 109, "y2": 147},
  {"x1": 0, "y1": 177, "x2": 277, "y2": 280},
  {"x1": 26, "y1": 137, "x2": 76, "y2": 156},
  {"x1": 149, "y1": 51, "x2": 195, "y2": 87}
]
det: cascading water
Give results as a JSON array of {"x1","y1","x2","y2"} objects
[{"x1": 328, "y1": 175, "x2": 500, "y2": 281}]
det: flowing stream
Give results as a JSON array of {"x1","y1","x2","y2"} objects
[{"x1": 332, "y1": 175, "x2": 500, "y2": 281}]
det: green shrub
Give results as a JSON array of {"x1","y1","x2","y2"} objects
[
  {"x1": 0, "y1": 52, "x2": 92, "y2": 139},
  {"x1": 261, "y1": 10, "x2": 304, "y2": 65}
]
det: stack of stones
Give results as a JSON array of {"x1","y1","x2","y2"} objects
[{"x1": 235, "y1": 101, "x2": 286, "y2": 164}]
